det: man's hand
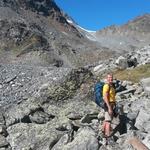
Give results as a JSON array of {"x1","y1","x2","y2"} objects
[{"x1": 108, "y1": 107, "x2": 113, "y2": 116}]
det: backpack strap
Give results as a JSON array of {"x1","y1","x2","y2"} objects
[
  {"x1": 105, "y1": 83, "x2": 115, "y2": 93},
  {"x1": 106, "y1": 83, "x2": 116, "y2": 105},
  {"x1": 105, "y1": 83, "x2": 110, "y2": 93}
]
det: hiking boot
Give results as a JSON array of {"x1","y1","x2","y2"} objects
[
  {"x1": 101, "y1": 137, "x2": 107, "y2": 145},
  {"x1": 106, "y1": 136, "x2": 115, "y2": 145}
]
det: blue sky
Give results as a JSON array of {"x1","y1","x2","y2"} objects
[{"x1": 55, "y1": 0, "x2": 150, "y2": 31}]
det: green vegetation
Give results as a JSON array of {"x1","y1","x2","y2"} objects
[
  {"x1": 12, "y1": 35, "x2": 39, "y2": 55},
  {"x1": 48, "y1": 68, "x2": 93, "y2": 101},
  {"x1": 113, "y1": 64, "x2": 150, "y2": 83}
]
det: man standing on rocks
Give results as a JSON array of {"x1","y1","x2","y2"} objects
[{"x1": 102, "y1": 73, "x2": 117, "y2": 140}]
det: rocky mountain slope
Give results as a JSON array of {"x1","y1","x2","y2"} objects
[
  {"x1": 1, "y1": 0, "x2": 149, "y2": 67},
  {"x1": 0, "y1": 46, "x2": 150, "y2": 150},
  {"x1": 0, "y1": 0, "x2": 150, "y2": 150},
  {"x1": 0, "y1": 0, "x2": 113, "y2": 67},
  {"x1": 68, "y1": 13, "x2": 150, "y2": 54},
  {"x1": 94, "y1": 14, "x2": 150, "y2": 52}
]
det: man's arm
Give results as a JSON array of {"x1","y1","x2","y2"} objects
[
  {"x1": 104, "y1": 92, "x2": 113, "y2": 115},
  {"x1": 103, "y1": 84, "x2": 113, "y2": 115}
]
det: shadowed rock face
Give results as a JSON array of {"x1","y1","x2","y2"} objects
[
  {"x1": 1, "y1": 0, "x2": 60, "y2": 16},
  {"x1": 0, "y1": 0, "x2": 88, "y2": 67},
  {"x1": 0, "y1": 0, "x2": 78, "y2": 29},
  {"x1": 2, "y1": 0, "x2": 109, "y2": 68}
]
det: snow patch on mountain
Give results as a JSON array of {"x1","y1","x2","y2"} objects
[
  {"x1": 67, "y1": 19, "x2": 73, "y2": 24},
  {"x1": 67, "y1": 19, "x2": 97, "y2": 41}
]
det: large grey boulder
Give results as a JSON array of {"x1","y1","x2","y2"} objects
[
  {"x1": 142, "y1": 134, "x2": 150, "y2": 149},
  {"x1": 116, "y1": 55, "x2": 138, "y2": 69},
  {"x1": 53, "y1": 127, "x2": 99, "y2": 150},
  {"x1": 141, "y1": 78, "x2": 150, "y2": 96},
  {"x1": 135, "y1": 46, "x2": 150, "y2": 65},
  {"x1": 6, "y1": 117, "x2": 70, "y2": 150},
  {"x1": 0, "y1": 113, "x2": 5, "y2": 125},
  {"x1": 115, "y1": 56, "x2": 128, "y2": 69},
  {"x1": 4, "y1": 99, "x2": 43, "y2": 127},
  {"x1": 134, "y1": 108, "x2": 150, "y2": 132},
  {"x1": 0, "y1": 135, "x2": 9, "y2": 148},
  {"x1": 7, "y1": 123, "x2": 56, "y2": 150}
]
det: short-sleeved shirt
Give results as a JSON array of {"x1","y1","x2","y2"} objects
[{"x1": 103, "y1": 83, "x2": 116, "y2": 103}]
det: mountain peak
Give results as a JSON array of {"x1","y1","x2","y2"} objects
[{"x1": 123, "y1": 13, "x2": 150, "y2": 33}]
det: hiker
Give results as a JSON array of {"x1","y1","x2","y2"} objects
[{"x1": 102, "y1": 73, "x2": 117, "y2": 138}]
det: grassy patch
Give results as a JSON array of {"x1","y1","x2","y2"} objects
[
  {"x1": 11, "y1": 35, "x2": 40, "y2": 56},
  {"x1": 113, "y1": 64, "x2": 150, "y2": 83}
]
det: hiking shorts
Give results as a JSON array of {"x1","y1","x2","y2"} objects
[{"x1": 104, "y1": 102, "x2": 117, "y2": 122}]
